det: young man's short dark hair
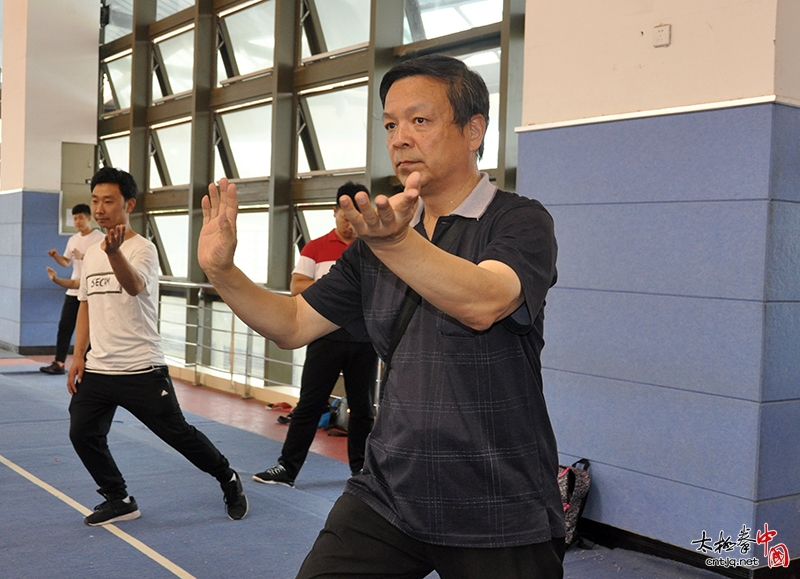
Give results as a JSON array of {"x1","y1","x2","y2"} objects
[
  {"x1": 379, "y1": 54, "x2": 490, "y2": 158},
  {"x1": 72, "y1": 204, "x2": 91, "y2": 216},
  {"x1": 336, "y1": 181, "x2": 369, "y2": 211},
  {"x1": 90, "y1": 167, "x2": 138, "y2": 201}
]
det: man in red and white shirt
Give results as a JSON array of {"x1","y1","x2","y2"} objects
[{"x1": 253, "y1": 182, "x2": 378, "y2": 487}]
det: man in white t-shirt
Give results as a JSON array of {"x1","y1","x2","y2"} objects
[
  {"x1": 39, "y1": 204, "x2": 104, "y2": 375},
  {"x1": 67, "y1": 167, "x2": 248, "y2": 526}
]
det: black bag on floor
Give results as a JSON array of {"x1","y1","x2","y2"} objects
[
  {"x1": 328, "y1": 396, "x2": 349, "y2": 433},
  {"x1": 558, "y1": 458, "x2": 591, "y2": 546}
]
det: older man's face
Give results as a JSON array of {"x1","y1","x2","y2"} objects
[{"x1": 382, "y1": 75, "x2": 477, "y2": 192}]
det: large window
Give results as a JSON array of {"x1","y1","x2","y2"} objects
[
  {"x1": 218, "y1": 0, "x2": 276, "y2": 85},
  {"x1": 216, "y1": 104, "x2": 273, "y2": 179},
  {"x1": 298, "y1": 85, "x2": 369, "y2": 174},
  {"x1": 153, "y1": 29, "x2": 195, "y2": 101},
  {"x1": 236, "y1": 212, "x2": 270, "y2": 283},
  {"x1": 151, "y1": 121, "x2": 192, "y2": 188},
  {"x1": 301, "y1": 0, "x2": 371, "y2": 58},
  {"x1": 100, "y1": 135, "x2": 131, "y2": 172},
  {"x1": 458, "y1": 48, "x2": 501, "y2": 170},
  {"x1": 403, "y1": 0, "x2": 503, "y2": 43},
  {"x1": 102, "y1": 52, "x2": 132, "y2": 113},
  {"x1": 158, "y1": 0, "x2": 195, "y2": 20},
  {"x1": 102, "y1": 0, "x2": 133, "y2": 44},
  {"x1": 152, "y1": 213, "x2": 189, "y2": 278}
]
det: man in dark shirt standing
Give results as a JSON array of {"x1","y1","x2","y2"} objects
[
  {"x1": 199, "y1": 55, "x2": 564, "y2": 579},
  {"x1": 253, "y1": 181, "x2": 378, "y2": 487}
]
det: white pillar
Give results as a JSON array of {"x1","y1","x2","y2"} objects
[
  {"x1": 0, "y1": 0, "x2": 98, "y2": 352},
  {"x1": 1, "y1": 0, "x2": 97, "y2": 192}
]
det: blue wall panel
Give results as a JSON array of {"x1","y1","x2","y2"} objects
[
  {"x1": 0, "y1": 192, "x2": 22, "y2": 224},
  {"x1": 0, "y1": 222, "x2": 23, "y2": 257},
  {"x1": 770, "y1": 105, "x2": 800, "y2": 203},
  {"x1": 545, "y1": 369, "x2": 760, "y2": 498},
  {"x1": 22, "y1": 288, "x2": 65, "y2": 324},
  {"x1": 0, "y1": 255, "x2": 22, "y2": 291},
  {"x1": 19, "y1": 320, "x2": 58, "y2": 347},
  {"x1": 757, "y1": 400, "x2": 800, "y2": 500},
  {"x1": 0, "y1": 191, "x2": 67, "y2": 349},
  {"x1": 0, "y1": 193, "x2": 23, "y2": 347},
  {"x1": 23, "y1": 223, "x2": 65, "y2": 260},
  {"x1": 519, "y1": 103, "x2": 800, "y2": 555},
  {"x1": 0, "y1": 318, "x2": 20, "y2": 348},
  {"x1": 762, "y1": 303, "x2": 800, "y2": 402},
  {"x1": 519, "y1": 105, "x2": 773, "y2": 206},
  {"x1": 23, "y1": 191, "x2": 60, "y2": 224},
  {"x1": 755, "y1": 497, "x2": 800, "y2": 562},
  {"x1": 766, "y1": 201, "x2": 800, "y2": 301},
  {"x1": 572, "y1": 461, "x2": 756, "y2": 549},
  {"x1": 543, "y1": 289, "x2": 763, "y2": 399},
  {"x1": 548, "y1": 201, "x2": 768, "y2": 300},
  {"x1": 0, "y1": 287, "x2": 22, "y2": 324},
  {"x1": 21, "y1": 255, "x2": 63, "y2": 290},
  {"x1": 20, "y1": 193, "x2": 70, "y2": 348}
]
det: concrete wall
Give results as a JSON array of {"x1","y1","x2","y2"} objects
[{"x1": 522, "y1": 0, "x2": 795, "y2": 126}]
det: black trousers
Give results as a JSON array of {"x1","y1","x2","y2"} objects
[
  {"x1": 68, "y1": 367, "x2": 232, "y2": 500},
  {"x1": 296, "y1": 493, "x2": 565, "y2": 579},
  {"x1": 280, "y1": 338, "x2": 377, "y2": 478},
  {"x1": 55, "y1": 295, "x2": 80, "y2": 363}
]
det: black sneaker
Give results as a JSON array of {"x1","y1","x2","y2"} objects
[
  {"x1": 221, "y1": 471, "x2": 249, "y2": 520},
  {"x1": 252, "y1": 463, "x2": 294, "y2": 487},
  {"x1": 84, "y1": 496, "x2": 141, "y2": 526},
  {"x1": 40, "y1": 361, "x2": 65, "y2": 375}
]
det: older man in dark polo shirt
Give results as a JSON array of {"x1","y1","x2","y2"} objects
[{"x1": 199, "y1": 54, "x2": 564, "y2": 579}]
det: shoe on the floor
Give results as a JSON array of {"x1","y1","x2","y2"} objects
[
  {"x1": 84, "y1": 496, "x2": 141, "y2": 526},
  {"x1": 39, "y1": 361, "x2": 65, "y2": 375},
  {"x1": 252, "y1": 463, "x2": 295, "y2": 487},
  {"x1": 221, "y1": 470, "x2": 249, "y2": 520}
]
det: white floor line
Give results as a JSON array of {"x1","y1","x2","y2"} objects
[{"x1": 0, "y1": 452, "x2": 197, "y2": 579}]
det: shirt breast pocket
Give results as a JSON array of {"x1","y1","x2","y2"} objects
[{"x1": 435, "y1": 311, "x2": 480, "y2": 339}]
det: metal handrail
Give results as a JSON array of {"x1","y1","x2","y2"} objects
[
  {"x1": 158, "y1": 280, "x2": 300, "y2": 398},
  {"x1": 157, "y1": 280, "x2": 382, "y2": 409}
]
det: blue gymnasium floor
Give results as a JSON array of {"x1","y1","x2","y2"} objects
[{"x1": 0, "y1": 353, "x2": 723, "y2": 579}]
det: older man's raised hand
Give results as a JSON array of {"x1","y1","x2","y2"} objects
[{"x1": 199, "y1": 178, "x2": 239, "y2": 282}]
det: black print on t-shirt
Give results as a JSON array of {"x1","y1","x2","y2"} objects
[{"x1": 86, "y1": 272, "x2": 123, "y2": 295}]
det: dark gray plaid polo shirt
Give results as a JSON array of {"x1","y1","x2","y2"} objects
[{"x1": 303, "y1": 174, "x2": 565, "y2": 548}]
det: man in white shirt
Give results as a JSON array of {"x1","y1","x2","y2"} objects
[
  {"x1": 67, "y1": 167, "x2": 248, "y2": 526},
  {"x1": 40, "y1": 204, "x2": 104, "y2": 375}
]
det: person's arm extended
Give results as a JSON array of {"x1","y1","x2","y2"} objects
[
  {"x1": 290, "y1": 273, "x2": 314, "y2": 296},
  {"x1": 340, "y1": 172, "x2": 523, "y2": 331},
  {"x1": 372, "y1": 232, "x2": 521, "y2": 331},
  {"x1": 199, "y1": 179, "x2": 338, "y2": 348},
  {"x1": 67, "y1": 301, "x2": 89, "y2": 395},
  {"x1": 102, "y1": 225, "x2": 146, "y2": 296},
  {"x1": 46, "y1": 267, "x2": 80, "y2": 290},
  {"x1": 47, "y1": 248, "x2": 71, "y2": 268}
]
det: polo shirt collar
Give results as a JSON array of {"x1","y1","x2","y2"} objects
[{"x1": 410, "y1": 172, "x2": 496, "y2": 226}]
